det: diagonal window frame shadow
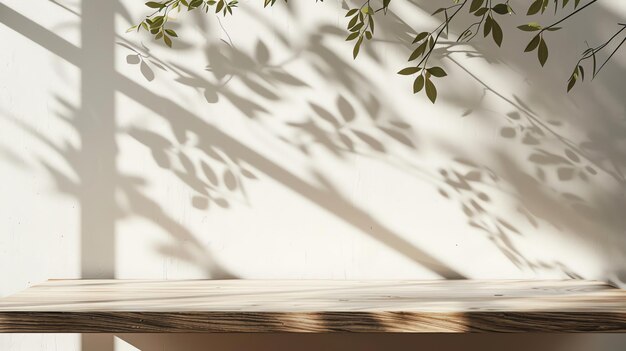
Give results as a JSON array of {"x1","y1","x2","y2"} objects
[
  {"x1": 0, "y1": 0, "x2": 464, "y2": 278},
  {"x1": 0, "y1": 1, "x2": 466, "y2": 349}
]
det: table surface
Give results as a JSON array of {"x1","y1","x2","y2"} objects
[{"x1": 1, "y1": 279, "x2": 625, "y2": 333}]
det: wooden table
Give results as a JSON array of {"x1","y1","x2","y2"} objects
[{"x1": 1, "y1": 280, "x2": 625, "y2": 333}]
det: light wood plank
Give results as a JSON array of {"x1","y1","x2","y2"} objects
[{"x1": 1, "y1": 280, "x2": 625, "y2": 333}]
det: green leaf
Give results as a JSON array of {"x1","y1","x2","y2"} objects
[
  {"x1": 567, "y1": 74, "x2": 576, "y2": 92},
  {"x1": 165, "y1": 29, "x2": 178, "y2": 37},
  {"x1": 350, "y1": 22, "x2": 364, "y2": 32},
  {"x1": 517, "y1": 22, "x2": 542, "y2": 31},
  {"x1": 470, "y1": 0, "x2": 485, "y2": 13},
  {"x1": 347, "y1": 15, "x2": 359, "y2": 29},
  {"x1": 413, "y1": 75, "x2": 425, "y2": 93},
  {"x1": 474, "y1": 7, "x2": 488, "y2": 16},
  {"x1": 408, "y1": 42, "x2": 426, "y2": 61},
  {"x1": 398, "y1": 66, "x2": 421, "y2": 75},
  {"x1": 432, "y1": 8, "x2": 446, "y2": 15},
  {"x1": 578, "y1": 65, "x2": 585, "y2": 81},
  {"x1": 216, "y1": 0, "x2": 224, "y2": 13},
  {"x1": 345, "y1": 32, "x2": 359, "y2": 41},
  {"x1": 492, "y1": 4, "x2": 509, "y2": 14},
  {"x1": 353, "y1": 36, "x2": 363, "y2": 59},
  {"x1": 163, "y1": 34, "x2": 172, "y2": 47},
  {"x1": 145, "y1": 1, "x2": 165, "y2": 9},
  {"x1": 345, "y1": 8, "x2": 358, "y2": 17},
  {"x1": 151, "y1": 16, "x2": 164, "y2": 27},
  {"x1": 484, "y1": 15, "x2": 492, "y2": 37},
  {"x1": 413, "y1": 32, "x2": 429, "y2": 43},
  {"x1": 525, "y1": 35, "x2": 540, "y2": 52},
  {"x1": 425, "y1": 78, "x2": 437, "y2": 103},
  {"x1": 492, "y1": 19, "x2": 503, "y2": 47},
  {"x1": 538, "y1": 38, "x2": 548, "y2": 66},
  {"x1": 592, "y1": 51, "x2": 597, "y2": 77},
  {"x1": 527, "y1": 0, "x2": 542, "y2": 15},
  {"x1": 427, "y1": 66, "x2": 447, "y2": 77}
]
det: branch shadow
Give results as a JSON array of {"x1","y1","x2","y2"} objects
[
  {"x1": 2, "y1": 0, "x2": 626, "y2": 349},
  {"x1": 397, "y1": 0, "x2": 626, "y2": 284}
]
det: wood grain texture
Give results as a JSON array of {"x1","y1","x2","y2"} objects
[{"x1": 1, "y1": 280, "x2": 625, "y2": 333}]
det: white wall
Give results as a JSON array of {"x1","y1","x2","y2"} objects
[{"x1": 1, "y1": 0, "x2": 625, "y2": 350}]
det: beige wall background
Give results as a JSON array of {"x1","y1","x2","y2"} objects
[{"x1": 1, "y1": 0, "x2": 625, "y2": 349}]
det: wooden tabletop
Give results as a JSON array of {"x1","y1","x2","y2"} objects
[{"x1": 1, "y1": 280, "x2": 625, "y2": 333}]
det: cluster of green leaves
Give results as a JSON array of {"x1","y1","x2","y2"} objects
[
  {"x1": 394, "y1": 1, "x2": 469, "y2": 103},
  {"x1": 400, "y1": 0, "x2": 611, "y2": 100},
  {"x1": 567, "y1": 62, "x2": 585, "y2": 92},
  {"x1": 516, "y1": 0, "x2": 610, "y2": 91},
  {"x1": 345, "y1": 6, "x2": 374, "y2": 59},
  {"x1": 456, "y1": 0, "x2": 512, "y2": 44},
  {"x1": 345, "y1": 0, "x2": 390, "y2": 59},
  {"x1": 132, "y1": 0, "x2": 624, "y2": 101},
  {"x1": 526, "y1": 0, "x2": 582, "y2": 15},
  {"x1": 466, "y1": 0, "x2": 511, "y2": 46},
  {"x1": 131, "y1": 0, "x2": 326, "y2": 48},
  {"x1": 129, "y1": 0, "x2": 239, "y2": 47},
  {"x1": 518, "y1": 23, "x2": 556, "y2": 66},
  {"x1": 398, "y1": 66, "x2": 447, "y2": 103},
  {"x1": 395, "y1": 0, "x2": 516, "y2": 103},
  {"x1": 566, "y1": 23, "x2": 626, "y2": 91},
  {"x1": 216, "y1": 0, "x2": 239, "y2": 15},
  {"x1": 263, "y1": 0, "x2": 281, "y2": 6},
  {"x1": 517, "y1": 0, "x2": 586, "y2": 67}
]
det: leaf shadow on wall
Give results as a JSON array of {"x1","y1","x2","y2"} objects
[
  {"x1": 385, "y1": 0, "x2": 626, "y2": 285},
  {"x1": 0, "y1": 0, "x2": 466, "y2": 291},
  {"x1": 3, "y1": 0, "x2": 626, "y2": 294},
  {"x1": 119, "y1": 0, "x2": 626, "y2": 284},
  {"x1": 0, "y1": 2, "x2": 235, "y2": 281},
  {"x1": 112, "y1": 11, "x2": 463, "y2": 278},
  {"x1": 2, "y1": 0, "x2": 625, "y2": 316},
  {"x1": 2, "y1": 1, "x2": 626, "y2": 350}
]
